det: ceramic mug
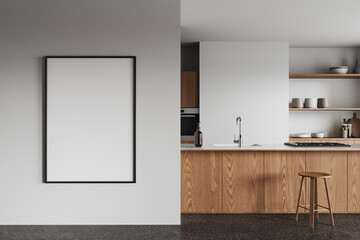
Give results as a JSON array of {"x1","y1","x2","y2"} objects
[
  {"x1": 317, "y1": 98, "x2": 328, "y2": 108},
  {"x1": 291, "y1": 98, "x2": 303, "y2": 108},
  {"x1": 304, "y1": 98, "x2": 317, "y2": 108}
]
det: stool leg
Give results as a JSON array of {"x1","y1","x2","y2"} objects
[
  {"x1": 314, "y1": 178, "x2": 319, "y2": 219},
  {"x1": 295, "y1": 176, "x2": 304, "y2": 221},
  {"x1": 324, "y1": 178, "x2": 334, "y2": 226},
  {"x1": 309, "y1": 177, "x2": 315, "y2": 228}
]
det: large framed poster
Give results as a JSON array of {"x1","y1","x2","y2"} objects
[{"x1": 44, "y1": 56, "x2": 136, "y2": 183}]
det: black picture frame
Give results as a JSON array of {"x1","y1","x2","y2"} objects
[{"x1": 43, "y1": 56, "x2": 136, "y2": 183}]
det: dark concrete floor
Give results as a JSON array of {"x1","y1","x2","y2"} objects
[
  {"x1": 182, "y1": 214, "x2": 360, "y2": 240},
  {"x1": 0, "y1": 214, "x2": 360, "y2": 240},
  {"x1": 0, "y1": 225, "x2": 180, "y2": 240}
]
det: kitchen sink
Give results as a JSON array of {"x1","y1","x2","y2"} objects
[{"x1": 214, "y1": 143, "x2": 239, "y2": 147}]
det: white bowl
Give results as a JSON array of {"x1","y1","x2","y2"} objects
[
  {"x1": 311, "y1": 132, "x2": 325, "y2": 138},
  {"x1": 329, "y1": 66, "x2": 349, "y2": 74}
]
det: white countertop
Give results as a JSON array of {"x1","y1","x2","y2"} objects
[{"x1": 181, "y1": 143, "x2": 360, "y2": 151}]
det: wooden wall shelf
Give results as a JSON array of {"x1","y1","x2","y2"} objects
[
  {"x1": 290, "y1": 108, "x2": 360, "y2": 111},
  {"x1": 290, "y1": 74, "x2": 360, "y2": 79}
]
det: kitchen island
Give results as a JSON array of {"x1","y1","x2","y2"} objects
[{"x1": 181, "y1": 144, "x2": 360, "y2": 214}]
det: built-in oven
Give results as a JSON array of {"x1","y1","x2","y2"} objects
[{"x1": 181, "y1": 108, "x2": 199, "y2": 142}]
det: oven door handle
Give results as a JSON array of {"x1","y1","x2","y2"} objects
[{"x1": 181, "y1": 115, "x2": 196, "y2": 117}]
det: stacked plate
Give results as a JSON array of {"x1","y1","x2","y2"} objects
[
  {"x1": 289, "y1": 132, "x2": 325, "y2": 138},
  {"x1": 290, "y1": 133, "x2": 311, "y2": 138}
]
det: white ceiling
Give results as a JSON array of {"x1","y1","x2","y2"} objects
[{"x1": 181, "y1": 0, "x2": 360, "y2": 47}]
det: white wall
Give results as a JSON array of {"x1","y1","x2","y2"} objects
[
  {"x1": 0, "y1": 0, "x2": 180, "y2": 224},
  {"x1": 200, "y1": 42, "x2": 289, "y2": 145},
  {"x1": 181, "y1": 0, "x2": 360, "y2": 47},
  {"x1": 290, "y1": 48, "x2": 360, "y2": 74},
  {"x1": 289, "y1": 48, "x2": 360, "y2": 137}
]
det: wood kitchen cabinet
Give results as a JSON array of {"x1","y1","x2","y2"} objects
[
  {"x1": 264, "y1": 152, "x2": 306, "y2": 213},
  {"x1": 181, "y1": 151, "x2": 222, "y2": 213},
  {"x1": 223, "y1": 152, "x2": 264, "y2": 213},
  {"x1": 181, "y1": 71, "x2": 199, "y2": 108},
  {"x1": 305, "y1": 152, "x2": 348, "y2": 213},
  {"x1": 348, "y1": 152, "x2": 360, "y2": 212}
]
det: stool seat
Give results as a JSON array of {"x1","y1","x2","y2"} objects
[
  {"x1": 298, "y1": 172, "x2": 331, "y2": 178},
  {"x1": 295, "y1": 171, "x2": 334, "y2": 228}
]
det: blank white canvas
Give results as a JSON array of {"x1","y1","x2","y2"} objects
[{"x1": 46, "y1": 57, "x2": 134, "y2": 182}]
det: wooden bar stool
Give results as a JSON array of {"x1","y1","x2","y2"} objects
[{"x1": 295, "y1": 172, "x2": 334, "y2": 228}]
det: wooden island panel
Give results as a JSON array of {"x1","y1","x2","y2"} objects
[
  {"x1": 305, "y1": 152, "x2": 348, "y2": 213},
  {"x1": 181, "y1": 151, "x2": 222, "y2": 213},
  {"x1": 264, "y1": 152, "x2": 306, "y2": 213},
  {"x1": 348, "y1": 152, "x2": 360, "y2": 212},
  {"x1": 223, "y1": 152, "x2": 264, "y2": 213},
  {"x1": 181, "y1": 150, "x2": 360, "y2": 213}
]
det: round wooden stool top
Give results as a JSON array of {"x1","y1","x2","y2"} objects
[{"x1": 298, "y1": 172, "x2": 331, "y2": 178}]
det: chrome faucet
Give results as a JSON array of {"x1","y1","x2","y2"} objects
[{"x1": 234, "y1": 117, "x2": 242, "y2": 147}]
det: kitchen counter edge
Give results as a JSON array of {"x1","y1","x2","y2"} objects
[{"x1": 181, "y1": 144, "x2": 360, "y2": 151}]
